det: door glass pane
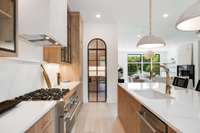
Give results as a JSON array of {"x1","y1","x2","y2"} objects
[
  {"x1": 98, "y1": 76, "x2": 106, "y2": 102},
  {"x1": 98, "y1": 40, "x2": 106, "y2": 49},
  {"x1": 89, "y1": 50, "x2": 96, "y2": 61},
  {"x1": 88, "y1": 40, "x2": 97, "y2": 49},
  {"x1": 98, "y1": 66, "x2": 105, "y2": 77},
  {"x1": 98, "y1": 50, "x2": 106, "y2": 60},
  {"x1": 88, "y1": 76, "x2": 97, "y2": 101},
  {"x1": 98, "y1": 60, "x2": 105, "y2": 67}
]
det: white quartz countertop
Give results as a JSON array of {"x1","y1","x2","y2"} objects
[
  {"x1": 119, "y1": 83, "x2": 200, "y2": 133},
  {"x1": 54, "y1": 81, "x2": 80, "y2": 90},
  {"x1": 0, "y1": 101, "x2": 57, "y2": 133}
]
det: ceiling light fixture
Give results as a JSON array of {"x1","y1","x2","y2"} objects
[
  {"x1": 162, "y1": 13, "x2": 169, "y2": 18},
  {"x1": 96, "y1": 14, "x2": 101, "y2": 18},
  {"x1": 137, "y1": 0, "x2": 166, "y2": 49},
  {"x1": 176, "y1": 0, "x2": 200, "y2": 31}
]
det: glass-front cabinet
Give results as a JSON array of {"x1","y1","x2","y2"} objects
[{"x1": 0, "y1": 0, "x2": 17, "y2": 56}]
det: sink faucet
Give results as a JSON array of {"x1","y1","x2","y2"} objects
[{"x1": 160, "y1": 64, "x2": 172, "y2": 95}]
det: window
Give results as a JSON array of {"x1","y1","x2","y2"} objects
[{"x1": 128, "y1": 54, "x2": 160, "y2": 76}]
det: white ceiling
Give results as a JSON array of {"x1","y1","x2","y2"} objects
[{"x1": 69, "y1": 0, "x2": 199, "y2": 51}]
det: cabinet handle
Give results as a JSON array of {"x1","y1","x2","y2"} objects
[{"x1": 136, "y1": 111, "x2": 157, "y2": 133}]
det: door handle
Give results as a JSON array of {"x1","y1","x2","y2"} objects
[{"x1": 136, "y1": 111, "x2": 157, "y2": 133}]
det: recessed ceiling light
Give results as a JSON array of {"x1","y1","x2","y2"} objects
[
  {"x1": 96, "y1": 14, "x2": 101, "y2": 18},
  {"x1": 162, "y1": 13, "x2": 169, "y2": 18},
  {"x1": 55, "y1": 42, "x2": 59, "y2": 45}
]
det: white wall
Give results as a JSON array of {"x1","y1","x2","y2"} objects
[
  {"x1": 83, "y1": 23, "x2": 118, "y2": 103},
  {"x1": 177, "y1": 43, "x2": 193, "y2": 65},
  {"x1": 0, "y1": 39, "x2": 43, "y2": 102},
  {"x1": 193, "y1": 40, "x2": 200, "y2": 87}
]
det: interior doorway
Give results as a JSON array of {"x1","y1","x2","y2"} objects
[{"x1": 88, "y1": 38, "x2": 107, "y2": 102}]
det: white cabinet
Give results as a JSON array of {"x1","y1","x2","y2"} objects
[{"x1": 18, "y1": 0, "x2": 67, "y2": 46}]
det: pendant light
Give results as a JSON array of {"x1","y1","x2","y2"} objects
[
  {"x1": 137, "y1": 0, "x2": 166, "y2": 49},
  {"x1": 176, "y1": 0, "x2": 200, "y2": 31}
]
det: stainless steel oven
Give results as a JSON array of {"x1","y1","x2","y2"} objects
[{"x1": 59, "y1": 92, "x2": 81, "y2": 133}]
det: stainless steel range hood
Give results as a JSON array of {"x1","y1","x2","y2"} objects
[{"x1": 20, "y1": 34, "x2": 61, "y2": 47}]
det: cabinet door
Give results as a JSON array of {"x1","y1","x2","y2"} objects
[
  {"x1": 49, "y1": 0, "x2": 67, "y2": 46},
  {"x1": 118, "y1": 86, "x2": 141, "y2": 133},
  {"x1": 0, "y1": 0, "x2": 17, "y2": 57},
  {"x1": 43, "y1": 47, "x2": 61, "y2": 63}
]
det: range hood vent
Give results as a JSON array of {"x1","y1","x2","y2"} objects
[{"x1": 20, "y1": 34, "x2": 61, "y2": 47}]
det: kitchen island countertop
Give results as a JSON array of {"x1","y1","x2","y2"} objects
[{"x1": 119, "y1": 83, "x2": 200, "y2": 133}]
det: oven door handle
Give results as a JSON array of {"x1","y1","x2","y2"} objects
[
  {"x1": 136, "y1": 111, "x2": 157, "y2": 133},
  {"x1": 64, "y1": 101, "x2": 80, "y2": 121}
]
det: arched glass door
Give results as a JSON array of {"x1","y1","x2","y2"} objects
[{"x1": 88, "y1": 38, "x2": 107, "y2": 102}]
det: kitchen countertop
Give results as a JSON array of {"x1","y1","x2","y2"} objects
[
  {"x1": 119, "y1": 82, "x2": 200, "y2": 133},
  {"x1": 54, "y1": 81, "x2": 80, "y2": 90},
  {"x1": 0, "y1": 101, "x2": 57, "y2": 133},
  {"x1": 0, "y1": 81, "x2": 81, "y2": 133}
]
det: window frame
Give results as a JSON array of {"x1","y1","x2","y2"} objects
[{"x1": 127, "y1": 54, "x2": 161, "y2": 76}]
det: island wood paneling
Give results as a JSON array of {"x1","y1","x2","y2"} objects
[
  {"x1": 118, "y1": 85, "x2": 177, "y2": 133},
  {"x1": 118, "y1": 85, "x2": 141, "y2": 133}
]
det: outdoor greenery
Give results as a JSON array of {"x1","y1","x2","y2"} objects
[{"x1": 128, "y1": 54, "x2": 160, "y2": 76}]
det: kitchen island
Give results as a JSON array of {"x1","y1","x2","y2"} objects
[{"x1": 118, "y1": 83, "x2": 200, "y2": 133}]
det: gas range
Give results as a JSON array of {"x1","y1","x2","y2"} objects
[{"x1": 16, "y1": 88, "x2": 70, "y2": 101}]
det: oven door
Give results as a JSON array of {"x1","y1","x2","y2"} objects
[{"x1": 63, "y1": 101, "x2": 81, "y2": 133}]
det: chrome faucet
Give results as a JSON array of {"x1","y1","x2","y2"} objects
[{"x1": 160, "y1": 64, "x2": 172, "y2": 95}]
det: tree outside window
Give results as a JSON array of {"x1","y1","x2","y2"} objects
[{"x1": 128, "y1": 54, "x2": 160, "y2": 76}]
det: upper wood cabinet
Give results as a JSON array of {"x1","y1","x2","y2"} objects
[
  {"x1": 0, "y1": 0, "x2": 17, "y2": 57},
  {"x1": 60, "y1": 12, "x2": 83, "y2": 81},
  {"x1": 43, "y1": 46, "x2": 71, "y2": 64},
  {"x1": 18, "y1": 0, "x2": 67, "y2": 46}
]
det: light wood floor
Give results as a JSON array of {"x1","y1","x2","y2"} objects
[{"x1": 72, "y1": 103, "x2": 125, "y2": 133}]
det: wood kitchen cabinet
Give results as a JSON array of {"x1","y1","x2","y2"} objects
[
  {"x1": 26, "y1": 108, "x2": 56, "y2": 133},
  {"x1": 0, "y1": 0, "x2": 17, "y2": 57},
  {"x1": 43, "y1": 46, "x2": 71, "y2": 64},
  {"x1": 118, "y1": 85, "x2": 141, "y2": 133},
  {"x1": 43, "y1": 9, "x2": 71, "y2": 64},
  {"x1": 60, "y1": 12, "x2": 83, "y2": 81},
  {"x1": 118, "y1": 85, "x2": 177, "y2": 133}
]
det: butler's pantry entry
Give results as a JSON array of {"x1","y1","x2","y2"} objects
[{"x1": 88, "y1": 38, "x2": 107, "y2": 102}]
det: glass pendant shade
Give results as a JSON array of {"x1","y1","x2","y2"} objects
[
  {"x1": 176, "y1": 0, "x2": 200, "y2": 31},
  {"x1": 137, "y1": 35, "x2": 166, "y2": 49}
]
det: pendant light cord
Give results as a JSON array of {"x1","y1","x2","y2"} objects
[{"x1": 149, "y1": 0, "x2": 152, "y2": 35}]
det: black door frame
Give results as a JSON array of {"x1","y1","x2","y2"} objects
[{"x1": 87, "y1": 38, "x2": 107, "y2": 102}]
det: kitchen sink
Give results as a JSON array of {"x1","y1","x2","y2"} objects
[{"x1": 134, "y1": 89, "x2": 174, "y2": 99}]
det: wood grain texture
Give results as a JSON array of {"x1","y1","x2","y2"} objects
[
  {"x1": 72, "y1": 103, "x2": 125, "y2": 133},
  {"x1": 26, "y1": 109, "x2": 55, "y2": 133},
  {"x1": 60, "y1": 12, "x2": 83, "y2": 81},
  {"x1": 43, "y1": 47, "x2": 61, "y2": 64},
  {"x1": 167, "y1": 127, "x2": 177, "y2": 133},
  {"x1": 118, "y1": 85, "x2": 141, "y2": 133}
]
